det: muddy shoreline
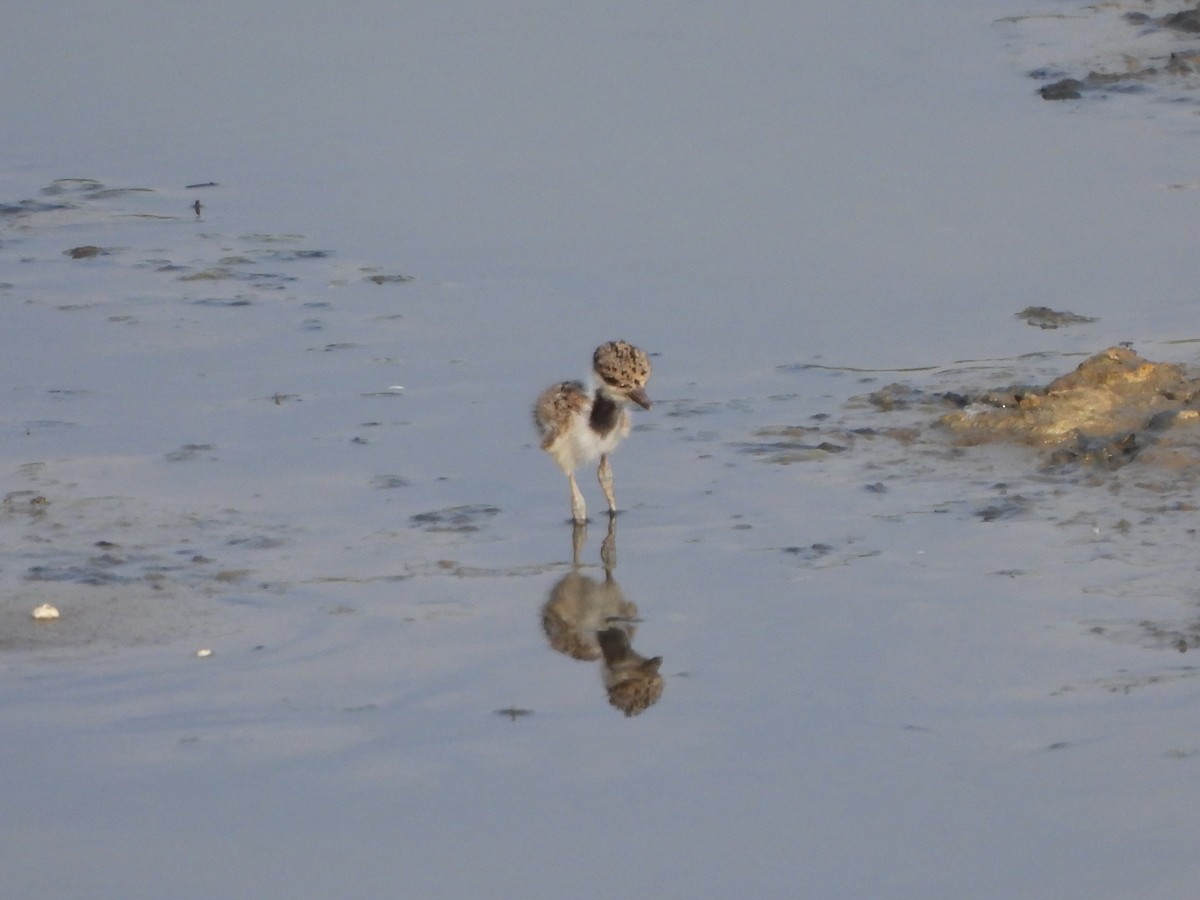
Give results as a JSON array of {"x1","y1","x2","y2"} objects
[{"x1": 1020, "y1": 1, "x2": 1200, "y2": 101}]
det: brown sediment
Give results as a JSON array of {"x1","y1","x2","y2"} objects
[{"x1": 937, "y1": 346, "x2": 1200, "y2": 469}]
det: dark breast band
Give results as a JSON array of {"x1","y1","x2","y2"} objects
[{"x1": 589, "y1": 393, "x2": 621, "y2": 436}]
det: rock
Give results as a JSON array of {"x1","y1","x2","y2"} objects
[
  {"x1": 1039, "y1": 79, "x2": 1083, "y2": 100},
  {"x1": 938, "y1": 347, "x2": 1200, "y2": 469},
  {"x1": 1016, "y1": 306, "x2": 1097, "y2": 329},
  {"x1": 1162, "y1": 6, "x2": 1200, "y2": 33},
  {"x1": 867, "y1": 383, "x2": 922, "y2": 411},
  {"x1": 64, "y1": 245, "x2": 104, "y2": 259}
]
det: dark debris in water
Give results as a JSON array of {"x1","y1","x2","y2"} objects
[
  {"x1": 1137, "y1": 618, "x2": 1200, "y2": 653},
  {"x1": 778, "y1": 540, "x2": 881, "y2": 568},
  {"x1": 495, "y1": 707, "x2": 534, "y2": 720},
  {"x1": 1052, "y1": 668, "x2": 1200, "y2": 697},
  {"x1": 26, "y1": 563, "x2": 137, "y2": 586},
  {"x1": 190, "y1": 296, "x2": 253, "y2": 307},
  {"x1": 411, "y1": 504, "x2": 501, "y2": 532},
  {"x1": 741, "y1": 423, "x2": 900, "y2": 464},
  {"x1": 4, "y1": 490, "x2": 49, "y2": 511},
  {"x1": 40, "y1": 178, "x2": 105, "y2": 195},
  {"x1": 179, "y1": 267, "x2": 234, "y2": 281},
  {"x1": 165, "y1": 443, "x2": 217, "y2": 462},
  {"x1": 85, "y1": 187, "x2": 156, "y2": 201},
  {"x1": 976, "y1": 495, "x2": 1030, "y2": 522},
  {"x1": 372, "y1": 474, "x2": 412, "y2": 489},
  {"x1": 0, "y1": 199, "x2": 71, "y2": 217},
  {"x1": 365, "y1": 273, "x2": 415, "y2": 285},
  {"x1": 737, "y1": 434, "x2": 847, "y2": 463},
  {"x1": 1016, "y1": 306, "x2": 1098, "y2": 329},
  {"x1": 257, "y1": 249, "x2": 332, "y2": 261},
  {"x1": 783, "y1": 543, "x2": 834, "y2": 560},
  {"x1": 64, "y1": 245, "x2": 107, "y2": 259}
]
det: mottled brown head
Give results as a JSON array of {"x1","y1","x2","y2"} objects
[{"x1": 593, "y1": 340, "x2": 652, "y2": 409}]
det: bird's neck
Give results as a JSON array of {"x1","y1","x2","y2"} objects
[{"x1": 589, "y1": 389, "x2": 621, "y2": 436}]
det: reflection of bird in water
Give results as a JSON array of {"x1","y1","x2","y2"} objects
[
  {"x1": 540, "y1": 518, "x2": 663, "y2": 716},
  {"x1": 541, "y1": 523, "x2": 636, "y2": 661},
  {"x1": 541, "y1": 570, "x2": 632, "y2": 660},
  {"x1": 533, "y1": 340, "x2": 652, "y2": 524},
  {"x1": 597, "y1": 627, "x2": 663, "y2": 718}
]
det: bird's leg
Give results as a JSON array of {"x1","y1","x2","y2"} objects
[
  {"x1": 568, "y1": 472, "x2": 587, "y2": 524},
  {"x1": 598, "y1": 454, "x2": 616, "y2": 514}
]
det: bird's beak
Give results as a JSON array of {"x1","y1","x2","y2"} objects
[{"x1": 628, "y1": 387, "x2": 651, "y2": 410}]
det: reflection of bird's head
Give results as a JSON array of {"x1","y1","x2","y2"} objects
[{"x1": 597, "y1": 627, "x2": 664, "y2": 717}]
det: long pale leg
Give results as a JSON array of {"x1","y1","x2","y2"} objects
[
  {"x1": 568, "y1": 472, "x2": 587, "y2": 524},
  {"x1": 597, "y1": 454, "x2": 616, "y2": 514}
]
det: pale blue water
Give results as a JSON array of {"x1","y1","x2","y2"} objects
[{"x1": 3, "y1": 3, "x2": 1200, "y2": 898}]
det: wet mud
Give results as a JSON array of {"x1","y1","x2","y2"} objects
[
  {"x1": 0, "y1": 177, "x2": 430, "y2": 656},
  {"x1": 938, "y1": 345, "x2": 1200, "y2": 470},
  {"x1": 1, "y1": 177, "x2": 416, "y2": 314},
  {"x1": 756, "y1": 346, "x2": 1200, "y2": 474},
  {"x1": 0, "y1": 477, "x2": 267, "y2": 654},
  {"x1": 5, "y1": 175, "x2": 1196, "y2": 715},
  {"x1": 750, "y1": 343, "x2": 1200, "y2": 672},
  {"x1": 1011, "y1": 1, "x2": 1200, "y2": 103}
]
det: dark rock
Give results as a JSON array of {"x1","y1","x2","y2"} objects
[
  {"x1": 1162, "y1": 6, "x2": 1200, "y2": 33},
  {"x1": 977, "y1": 495, "x2": 1029, "y2": 521},
  {"x1": 1040, "y1": 79, "x2": 1084, "y2": 100},
  {"x1": 868, "y1": 383, "x2": 922, "y2": 411},
  {"x1": 1016, "y1": 306, "x2": 1098, "y2": 329},
  {"x1": 65, "y1": 245, "x2": 104, "y2": 259}
]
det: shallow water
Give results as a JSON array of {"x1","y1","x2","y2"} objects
[{"x1": 4, "y1": 3, "x2": 1200, "y2": 898}]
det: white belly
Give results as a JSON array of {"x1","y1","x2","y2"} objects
[{"x1": 549, "y1": 407, "x2": 631, "y2": 472}]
